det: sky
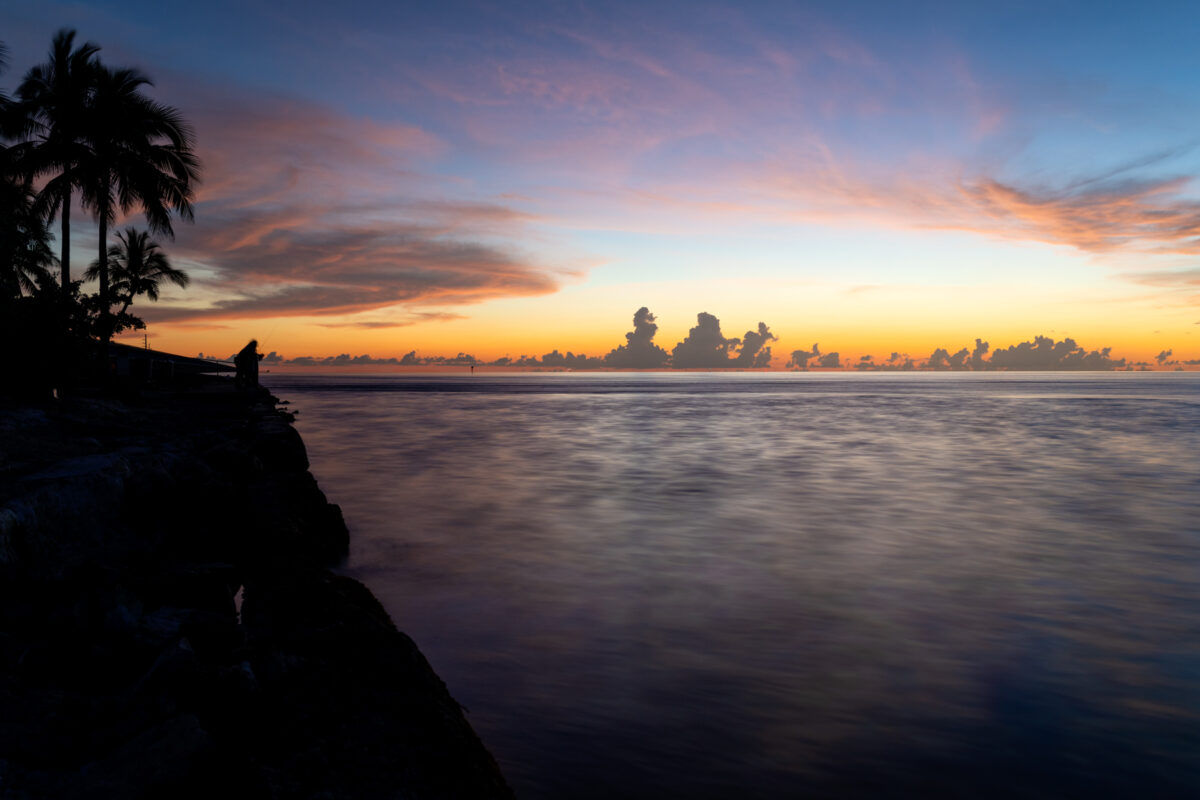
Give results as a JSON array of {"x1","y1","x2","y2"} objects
[{"x1": 5, "y1": 0, "x2": 1200, "y2": 365}]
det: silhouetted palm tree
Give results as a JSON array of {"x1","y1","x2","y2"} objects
[
  {"x1": 81, "y1": 63, "x2": 199, "y2": 334},
  {"x1": 86, "y1": 227, "x2": 188, "y2": 318},
  {"x1": 0, "y1": 42, "x2": 15, "y2": 137},
  {"x1": 14, "y1": 29, "x2": 100, "y2": 294},
  {"x1": 1, "y1": 45, "x2": 57, "y2": 299},
  {"x1": 0, "y1": 174, "x2": 57, "y2": 298},
  {"x1": 0, "y1": 41, "x2": 12, "y2": 135}
]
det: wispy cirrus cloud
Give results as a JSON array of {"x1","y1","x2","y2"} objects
[
  {"x1": 141, "y1": 83, "x2": 569, "y2": 323},
  {"x1": 379, "y1": 13, "x2": 1200, "y2": 277},
  {"x1": 1120, "y1": 266, "x2": 1200, "y2": 302},
  {"x1": 316, "y1": 312, "x2": 468, "y2": 329},
  {"x1": 959, "y1": 174, "x2": 1200, "y2": 253},
  {"x1": 518, "y1": 148, "x2": 1200, "y2": 266}
]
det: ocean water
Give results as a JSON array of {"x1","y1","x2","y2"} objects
[{"x1": 264, "y1": 371, "x2": 1200, "y2": 798}]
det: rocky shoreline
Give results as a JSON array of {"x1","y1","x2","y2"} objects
[{"x1": 0, "y1": 378, "x2": 513, "y2": 798}]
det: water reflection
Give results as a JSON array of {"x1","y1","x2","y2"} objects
[{"x1": 268, "y1": 373, "x2": 1200, "y2": 797}]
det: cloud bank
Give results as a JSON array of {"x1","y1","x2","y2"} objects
[{"x1": 247, "y1": 309, "x2": 1143, "y2": 371}]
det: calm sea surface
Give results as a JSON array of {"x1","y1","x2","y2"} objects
[{"x1": 264, "y1": 372, "x2": 1200, "y2": 798}]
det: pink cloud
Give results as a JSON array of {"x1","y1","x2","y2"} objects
[
  {"x1": 139, "y1": 84, "x2": 566, "y2": 322},
  {"x1": 959, "y1": 176, "x2": 1200, "y2": 252},
  {"x1": 561, "y1": 130, "x2": 1200, "y2": 256}
]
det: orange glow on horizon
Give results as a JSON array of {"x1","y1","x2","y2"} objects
[{"x1": 120, "y1": 309, "x2": 1196, "y2": 370}]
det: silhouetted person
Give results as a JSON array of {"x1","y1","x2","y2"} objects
[{"x1": 235, "y1": 339, "x2": 263, "y2": 389}]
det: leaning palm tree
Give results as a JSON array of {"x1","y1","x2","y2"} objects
[
  {"x1": 14, "y1": 29, "x2": 101, "y2": 295},
  {"x1": 86, "y1": 227, "x2": 187, "y2": 318},
  {"x1": 81, "y1": 62, "x2": 199, "y2": 334}
]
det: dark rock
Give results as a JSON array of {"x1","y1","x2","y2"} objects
[
  {"x1": 132, "y1": 637, "x2": 199, "y2": 699},
  {"x1": 239, "y1": 570, "x2": 513, "y2": 798},
  {"x1": 251, "y1": 417, "x2": 310, "y2": 472},
  {"x1": 0, "y1": 380, "x2": 513, "y2": 798},
  {"x1": 79, "y1": 714, "x2": 212, "y2": 799},
  {"x1": 135, "y1": 564, "x2": 239, "y2": 617}
]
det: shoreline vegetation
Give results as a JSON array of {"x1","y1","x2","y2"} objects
[
  {"x1": 0, "y1": 372, "x2": 514, "y2": 798},
  {"x1": 3, "y1": 29, "x2": 202, "y2": 402}
]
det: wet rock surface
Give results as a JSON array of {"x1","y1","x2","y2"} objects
[{"x1": 0, "y1": 379, "x2": 512, "y2": 799}]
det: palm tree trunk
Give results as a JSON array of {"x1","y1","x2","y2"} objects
[
  {"x1": 98, "y1": 184, "x2": 110, "y2": 340},
  {"x1": 60, "y1": 184, "x2": 70, "y2": 294}
]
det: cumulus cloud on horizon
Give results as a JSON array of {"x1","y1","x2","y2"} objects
[
  {"x1": 603, "y1": 307, "x2": 670, "y2": 368},
  {"x1": 670, "y1": 313, "x2": 778, "y2": 369},
  {"x1": 787, "y1": 343, "x2": 820, "y2": 369}
]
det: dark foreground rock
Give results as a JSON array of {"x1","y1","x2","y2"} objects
[{"x1": 0, "y1": 378, "x2": 513, "y2": 799}]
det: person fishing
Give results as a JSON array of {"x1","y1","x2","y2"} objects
[{"x1": 235, "y1": 340, "x2": 263, "y2": 389}]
